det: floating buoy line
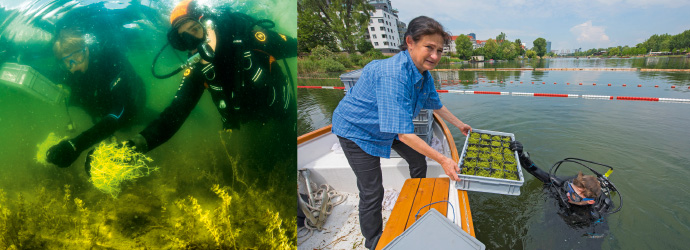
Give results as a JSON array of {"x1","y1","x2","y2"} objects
[{"x1": 297, "y1": 85, "x2": 690, "y2": 104}]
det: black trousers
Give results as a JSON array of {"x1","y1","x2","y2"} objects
[{"x1": 338, "y1": 136, "x2": 427, "y2": 249}]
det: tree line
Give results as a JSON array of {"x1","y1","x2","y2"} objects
[
  {"x1": 574, "y1": 29, "x2": 690, "y2": 57},
  {"x1": 454, "y1": 32, "x2": 546, "y2": 60}
]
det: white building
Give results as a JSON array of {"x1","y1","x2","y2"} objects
[{"x1": 365, "y1": 0, "x2": 401, "y2": 53}]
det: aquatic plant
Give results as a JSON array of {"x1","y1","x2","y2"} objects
[
  {"x1": 478, "y1": 152, "x2": 490, "y2": 160},
  {"x1": 464, "y1": 159, "x2": 477, "y2": 168},
  {"x1": 461, "y1": 167, "x2": 474, "y2": 175},
  {"x1": 477, "y1": 160, "x2": 490, "y2": 169},
  {"x1": 479, "y1": 140, "x2": 490, "y2": 146},
  {"x1": 505, "y1": 172, "x2": 519, "y2": 181},
  {"x1": 470, "y1": 133, "x2": 480, "y2": 139},
  {"x1": 505, "y1": 162, "x2": 518, "y2": 172},
  {"x1": 169, "y1": 184, "x2": 295, "y2": 249},
  {"x1": 491, "y1": 153, "x2": 503, "y2": 162},
  {"x1": 503, "y1": 147, "x2": 513, "y2": 155},
  {"x1": 490, "y1": 170, "x2": 504, "y2": 179},
  {"x1": 479, "y1": 146, "x2": 490, "y2": 152},
  {"x1": 503, "y1": 142, "x2": 511, "y2": 148},
  {"x1": 465, "y1": 151, "x2": 477, "y2": 158},
  {"x1": 491, "y1": 135, "x2": 501, "y2": 141},
  {"x1": 490, "y1": 141, "x2": 502, "y2": 147},
  {"x1": 35, "y1": 132, "x2": 67, "y2": 166},
  {"x1": 491, "y1": 147, "x2": 502, "y2": 153},
  {"x1": 467, "y1": 145, "x2": 478, "y2": 151},
  {"x1": 468, "y1": 137, "x2": 480, "y2": 144},
  {"x1": 504, "y1": 154, "x2": 516, "y2": 162},
  {"x1": 481, "y1": 134, "x2": 490, "y2": 140},
  {"x1": 89, "y1": 140, "x2": 158, "y2": 198},
  {"x1": 476, "y1": 168, "x2": 490, "y2": 177},
  {"x1": 502, "y1": 136, "x2": 511, "y2": 142}
]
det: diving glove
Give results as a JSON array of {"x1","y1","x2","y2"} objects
[
  {"x1": 509, "y1": 141, "x2": 524, "y2": 155},
  {"x1": 47, "y1": 139, "x2": 80, "y2": 168}
]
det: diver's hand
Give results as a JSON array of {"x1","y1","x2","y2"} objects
[
  {"x1": 509, "y1": 141, "x2": 524, "y2": 155},
  {"x1": 46, "y1": 139, "x2": 80, "y2": 168},
  {"x1": 441, "y1": 157, "x2": 461, "y2": 181}
]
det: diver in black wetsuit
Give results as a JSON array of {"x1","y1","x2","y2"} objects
[
  {"x1": 123, "y1": 0, "x2": 296, "y2": 153},
  {"x1": 46, "y1": 24, "x2": 145, "y2": 168},
  {"x1": 509, "y1": 141, "x2": 620, "y2": 240}
]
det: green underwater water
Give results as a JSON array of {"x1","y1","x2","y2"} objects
[{"x1": 1, "y1": 0, "x2": 297, "y2": 249}]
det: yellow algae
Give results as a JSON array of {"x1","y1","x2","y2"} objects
[
  {"x1": 89, "y1": 140, "x2": 157, "y2": 198},
  {"x1": 36, "y1": 132, "x2": 68, "y2": 166}
]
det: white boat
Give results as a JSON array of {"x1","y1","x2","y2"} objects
[{"x1": 297, "y1": 113, "x2": 476, "y2": 249}]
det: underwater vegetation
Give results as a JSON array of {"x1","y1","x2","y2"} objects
[
  {"x1": 89, "y1": 140, "x2": 158, "y2": 198},
  {"x1": 35, "y1": 133, "x2": 67, "y2": 166},
  {"x1": 2, "y1": 136, "x2": 296, "y2": 249}
]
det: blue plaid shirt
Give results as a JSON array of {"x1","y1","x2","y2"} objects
[{"x1": 332, "y1": 50, "x2": 443, "y2": 158}]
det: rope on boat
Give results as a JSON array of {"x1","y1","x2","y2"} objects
[{"x1": 297, "y1": 172, "x2": 347, "y2": 245}]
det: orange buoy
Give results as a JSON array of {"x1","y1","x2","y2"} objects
[
  {"x1": 655, "y1": 85, "x2": 659, "y2": 88},
  {"x1": 593, "y1": 83, "x2": 597, "y2": 86},
  {"x1": 608, "y1": 84, "x2": 611, "y2": 86},
  {"x1": 637, "y1": 84, "x2": 642, "y2": 87},
  {"x1": 671, "y1": 86, "x2": 676, "y2": 88},
  {"x1": 579, "y1": 83, "x2": 583, "y2": 85},
  {"x1": 623, "y1": 84, "x2": 627, "y2": 87}
]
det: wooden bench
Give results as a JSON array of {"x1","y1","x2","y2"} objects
[{"x1": 375, "y1": 177, "x2": 475, "y2": 250}]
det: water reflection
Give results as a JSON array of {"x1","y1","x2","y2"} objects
[
  {"x1": 1, "y1": 0, "x2": 297, "y2": 248},
  {"x1": 439, "y1": 57, "x2": 690, "y2": 70}
]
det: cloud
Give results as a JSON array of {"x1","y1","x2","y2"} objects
[{"x1": 570, "y1": 21, "x2": 610, "y2": 45}]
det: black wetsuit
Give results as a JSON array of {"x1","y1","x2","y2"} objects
[
  {"x1": 64, "y1": 44, "x2": 145, "y2": 152},
  {"x1": 518, "y1": 153, "x2": 610, "y2": 239},
  {"x1": 139, "y1": 12, "x2": 296, "y2": 151}
]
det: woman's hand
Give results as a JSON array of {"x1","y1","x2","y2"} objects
[
  {"x1": 441, "y1": 157, "x2": 461, "y2": 181},
  {"x1": 458, "y1": 123, "x2": 472, "y2": 136}
]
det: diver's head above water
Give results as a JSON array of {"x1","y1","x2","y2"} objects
[
  {"x1": 53, "y1": 28, "x2": 90, "y2": 74},
  {"x1": 566, "y1": 172, "x2": 601, "y2": 205}
]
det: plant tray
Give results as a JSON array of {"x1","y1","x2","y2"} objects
[{"x1": 455, "y1": 129, "x2": 524, "y2": 195}]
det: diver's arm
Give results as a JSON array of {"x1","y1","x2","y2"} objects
[
  {"x1": 138, "y1": 67, "x2": 205, "y2": 152},
  {"x1": 510, "y1": 141, "x2": 560, "y2": 184}
]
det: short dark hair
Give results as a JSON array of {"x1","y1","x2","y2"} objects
[
  {"x1": 399, "y1": 16, "x2": 450, "y2": 51},
  {"x1": 573, "y1": 171, "x2": 601, "y2": 198}
]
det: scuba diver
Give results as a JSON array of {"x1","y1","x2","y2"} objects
[
  {"x1": 46, "y1": 16, "x2": 146, "y2": 168},
  {"x1": 509, "y1": 141, "x2": 622, "y2": 242},
  {"x1": 117, "y1": 0, "x2": 296, "y2": 154}
]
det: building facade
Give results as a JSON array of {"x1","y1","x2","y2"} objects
[{"x1": 365, "y1": 0, "x2": 401, "y2": 53}]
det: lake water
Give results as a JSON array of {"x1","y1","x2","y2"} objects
[
  {"x1": 1, "y1": 0, "x2": 296, "y2": 248},
  {"x1": 298, "y1": 57, "x2": 690, "y2": 249}
]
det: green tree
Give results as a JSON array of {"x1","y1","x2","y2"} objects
[
  {"x1": 501, "y1": 42, "x2": 518, "y2": 60},
  {"x1": 484, "y1": 39, "x2": 499, "y2": 59},
  {"x1": 455, "y1": 34, "x2": 473, "y2": 60},
  {"x1": 357, "y1": 38, "x2": 374, "y2": 53},
  {"x1": 525, "y1": 50, "x2": 537, "y2": 59},
  {"x1": 514, "y1": 39, "x2": 524, "y2": 56},
  {"x1": 496, "y1": 32, "x2": 506, "y2": 44},
  {"x1": 298, "y1": 0, "x2": 375, "y2": 53},
  {"x1": 297, "y1": 4, "x2": 338, "y2": 52},
  {"x1": 533, "y1": 38, "x2": 547, "y2": 57}
]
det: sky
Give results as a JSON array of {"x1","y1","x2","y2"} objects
[{"x1": 391, "y1": 0, "x2": 690, "y2": 52}]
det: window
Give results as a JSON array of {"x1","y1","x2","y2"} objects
[
  {"x1": 382, "y1": 34, "x2": 387, "y2": 38},
  {"x1": 370, "y1": 27, "x2": 375, "y2": 31},
  {"x1": 378, "y1": 19, "x2": 383, "y2": 23},
  {"x1": 374, "y1": 42, "x2": 379, "y2": 46},
  {"x1": 380, "y1": 26, "x2": 385, "y2": 31},
  {"x1": 383, "y1": 42, "x2": 389, "y2": 45},
  {"x1": 372, "y1": 34, "x2": 377, "y2": 39}
]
